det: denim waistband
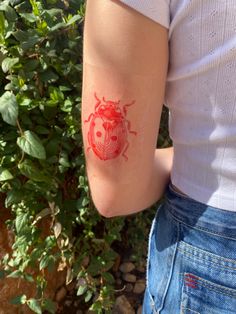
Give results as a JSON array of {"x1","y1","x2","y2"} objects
[{"x1": 164, "y1": 182, "x2": 236, "y2": 239}]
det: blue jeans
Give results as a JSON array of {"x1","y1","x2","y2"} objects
[{"x1": 143, "y1": 182, "x2": 236, "y2": 314}]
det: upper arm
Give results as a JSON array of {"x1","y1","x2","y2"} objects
[
  {"x1": 83, "y1": 0, "x2": 169, "y2": 76},
  {"x1": 82, "y1": 0, "x2": 169, "y2": 215}
]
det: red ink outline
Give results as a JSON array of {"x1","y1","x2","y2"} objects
[{"x1": 85, "y1": 92, "x2": 137, "y2": 161}]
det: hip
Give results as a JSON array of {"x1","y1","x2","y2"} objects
[{"x1": 143, "y1": 182, "x2": 236, "y2": 314}]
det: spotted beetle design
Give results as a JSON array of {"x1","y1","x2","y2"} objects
[{"x1": 84, "y1": 92, "x2": 137, "y2": 161}]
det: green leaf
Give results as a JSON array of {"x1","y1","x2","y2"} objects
[
  {"x1": 43, "y1": 8, "x2": 62, "y2": 16},
  {"x1": 27, "y1": 299, "x2": 42, "y2": 314},
  {"x1": 7, "y1": 269, "x2": 22, "y2": 278},
  {"x1": 17, "y1": 130, "x2": 46, "y2": 159},
  {"x1": 90, "y1": 301, "x2": 103, "y2": 312},
  {"x1": 0, "y1": 12, "x2": 5, "y2": 41},
  {"x1": 10, "y1": 294, "x2": 27, "y2": 305},
  {"x1": 5, "y1": 189, "x2": 23, "y2": 207},
  {"x1": 2, "y1": 57, "x2": 19, "y2": 73},
  {"x1": 4, "y1": 4, "x2": 17, "y2": 22},
  {"x1": 77, "y1": 285, "x2": 87, "y2": 296},
  {"x1": 13, "y1": 29, "x2": 40, "y2": 50},
  {"x1": 13, "y1": 30, "x2": 28, "y2": 42},
  {"x1": 42, "y1": 299, "x2": 56, "y2": 314},
  {"x1": 24, "y1": 60, "x2": 39, "y2": 71},
  {"x1": 66, "y1": 14, "x2": 81, "y2": 26},
  {"x1": 39, "y1": 70, "x2": 59, "y2": 83},
  {"x1": 0, "y1": 2, "x2": 17, "y2": 22},
  {"x1": 24, "y1": 273, "x2": 34, "y2": 283},
  {"x1": 53, "y1": 222, "x2": 62, "y2": 239},
  {"x1": 33, "y1": 207, "x2": 52, "y2": 224},
  {"x1": 0, "y1": 270, "x2": 5, "y2": 279},
  {"x1": 102, "y1": 272, "x2": 115, "y2": 284},
  {"x1": 82, "y1": 197, "x2": 89, "y2": 207},
  {"x1": 15, "y1": 213, "x2": 28, "y2": 233},
  {"x1": 20, "y1": 98, "x2": 32, "y2": 107},
  {"x1": 49, "y1": 22, "x2": 66, "y2": 32},
  {"x1": 34, "y1": 125, "x2": 50, "y2": 134},
  {"x1": 0, "y1": 168, "x2": 13, "y2": 181},
  {"x1": 21, "y1": 34, "x2": 40, "y2": 50},
  {"x1": 29, "y1": 0, "x2": 40, "y2": 16},
  {"x1": 19, "y1": 12, "x2": 38, "y2": 23},
  {"x1": 0, "y1": 1, "x2": 9, "y2": 12},
  {"x1": 0, "y1": 91, "x2": 18, "y2": 126},
  {"x1": 18, "y1": 159, "x2": 50, "y2": 182},
  {"x1": 79, "y1": 176, "x2": 85, "y2": 186},
  {"x1": 85, "y1": 290, "x2": 93, "y2": 303},
  {"x1": 39, "y1": 254, "x2": 55, "y2": 271}
]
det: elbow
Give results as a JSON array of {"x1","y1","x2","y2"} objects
[
  {"x1": 94, "y1": 200, "x2": 124, "y2": 218},
  {"x1": 89, "y1": 185, "x2": 125, "y2": 217},
  {"x1": 88, "y1": 179, "x2": 146, "y2": 217},
  {"x1": 96, "y1": 206, "x2": 118, "y2": 218},
  {"x1": 92, "y1": 194, "x2": 145, "y2": 218},
  {"x1": 91, "y1": 194, "x2": 132, "y2": 218}
]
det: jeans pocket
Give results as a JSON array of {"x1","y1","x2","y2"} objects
[
  {"x1": 142, "y1": 203, "x2": 179, "y2": 314},
  {"x1": 180, "y1": 272, "x2": 236, "y2": 314}
]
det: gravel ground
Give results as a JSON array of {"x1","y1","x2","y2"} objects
[{"x1": 54, "y1": 260, "x2": 146, "y2": 314}]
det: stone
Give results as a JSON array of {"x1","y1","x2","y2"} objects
[
  {"x1": 55, "y1": 286, "x2": 67, "y2": 303},
  {"x1": 113, "y1": 295, "x2": 135, "y2": 314},
  {"x1": 133, "y1": 280, "x2": 146, "y2": 294},
  {"x1": 119, "y1": 262, "x2": 135, "y2": 273},
  {"x1": 0, "y1": 203, "x2": 66, "y2": 314},
  {"x1": 137, "y1": 305, "x2": 143, "y2": 314},
  {"x1": 122, "y1": 273, "x2": 137, "y2": 283},
  {"x1": 74, "y1": 300, "x2": 79, "y2": 307},
  {"x1": 136, "y1": 265, "x2": 146, "y2": 273},
  {"x1": 65, "y1": 299, "x2": 73, "y2": 307},
  {"x1": 125, "y1": 283, "x2": 133, "y2": 292}
]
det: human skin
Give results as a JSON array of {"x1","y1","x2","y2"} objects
[
  {"x1": 84, "y1": 92, "x2": 137, "y2": 161},
  {"x1": 82, "y1": 0, "x2": 173, "y2": 217}
]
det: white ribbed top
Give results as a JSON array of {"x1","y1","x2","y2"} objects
[{"x1": 119, "y1": 0, "x2": 236, "y2": 211}]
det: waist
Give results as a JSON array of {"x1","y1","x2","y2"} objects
[
  {"x1": 169, "y1": 182, "x2": 189, "y2": 198},
  {"x1": 164, "y1": 182, "x2": 236, "y2": 239},
  {"x1": 170, "y1": 145, "x2": 236, "y2": 211}
]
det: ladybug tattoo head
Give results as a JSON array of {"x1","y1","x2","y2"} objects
[{"x1": 84, "y1": 92, "x2": 137, "y2": 161}]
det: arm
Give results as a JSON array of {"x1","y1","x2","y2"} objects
[{"x1": 82, "y1": 0, "x2": 173, "y2": 217}]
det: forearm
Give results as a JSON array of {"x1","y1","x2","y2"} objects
[
  {"x1": 150, "y1": 146, "x2": 174, "y2": 203},
  {"x1": 129, "y1": 146, "x2": 174, "y2": 215}
]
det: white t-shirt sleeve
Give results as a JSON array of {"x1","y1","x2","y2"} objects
[{"x1": 119, "y1": 0, "x2": 170, "y2": 28}]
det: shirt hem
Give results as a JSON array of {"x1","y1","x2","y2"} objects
[{"x1": 171, "y1": 173, "x2": 236, "y2": 212}]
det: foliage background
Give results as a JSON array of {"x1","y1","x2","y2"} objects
[{"x1": 0, "y1": 0, "x2": 171, "y2": 312}]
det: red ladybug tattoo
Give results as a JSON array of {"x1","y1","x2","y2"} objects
[{"x1": 84, "y1": 92, "x2": 137, "y2": 161}]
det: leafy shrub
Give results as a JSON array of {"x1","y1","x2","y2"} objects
[{"x1": 0, "y1": 0, "x2": 171, "y2": 313}]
